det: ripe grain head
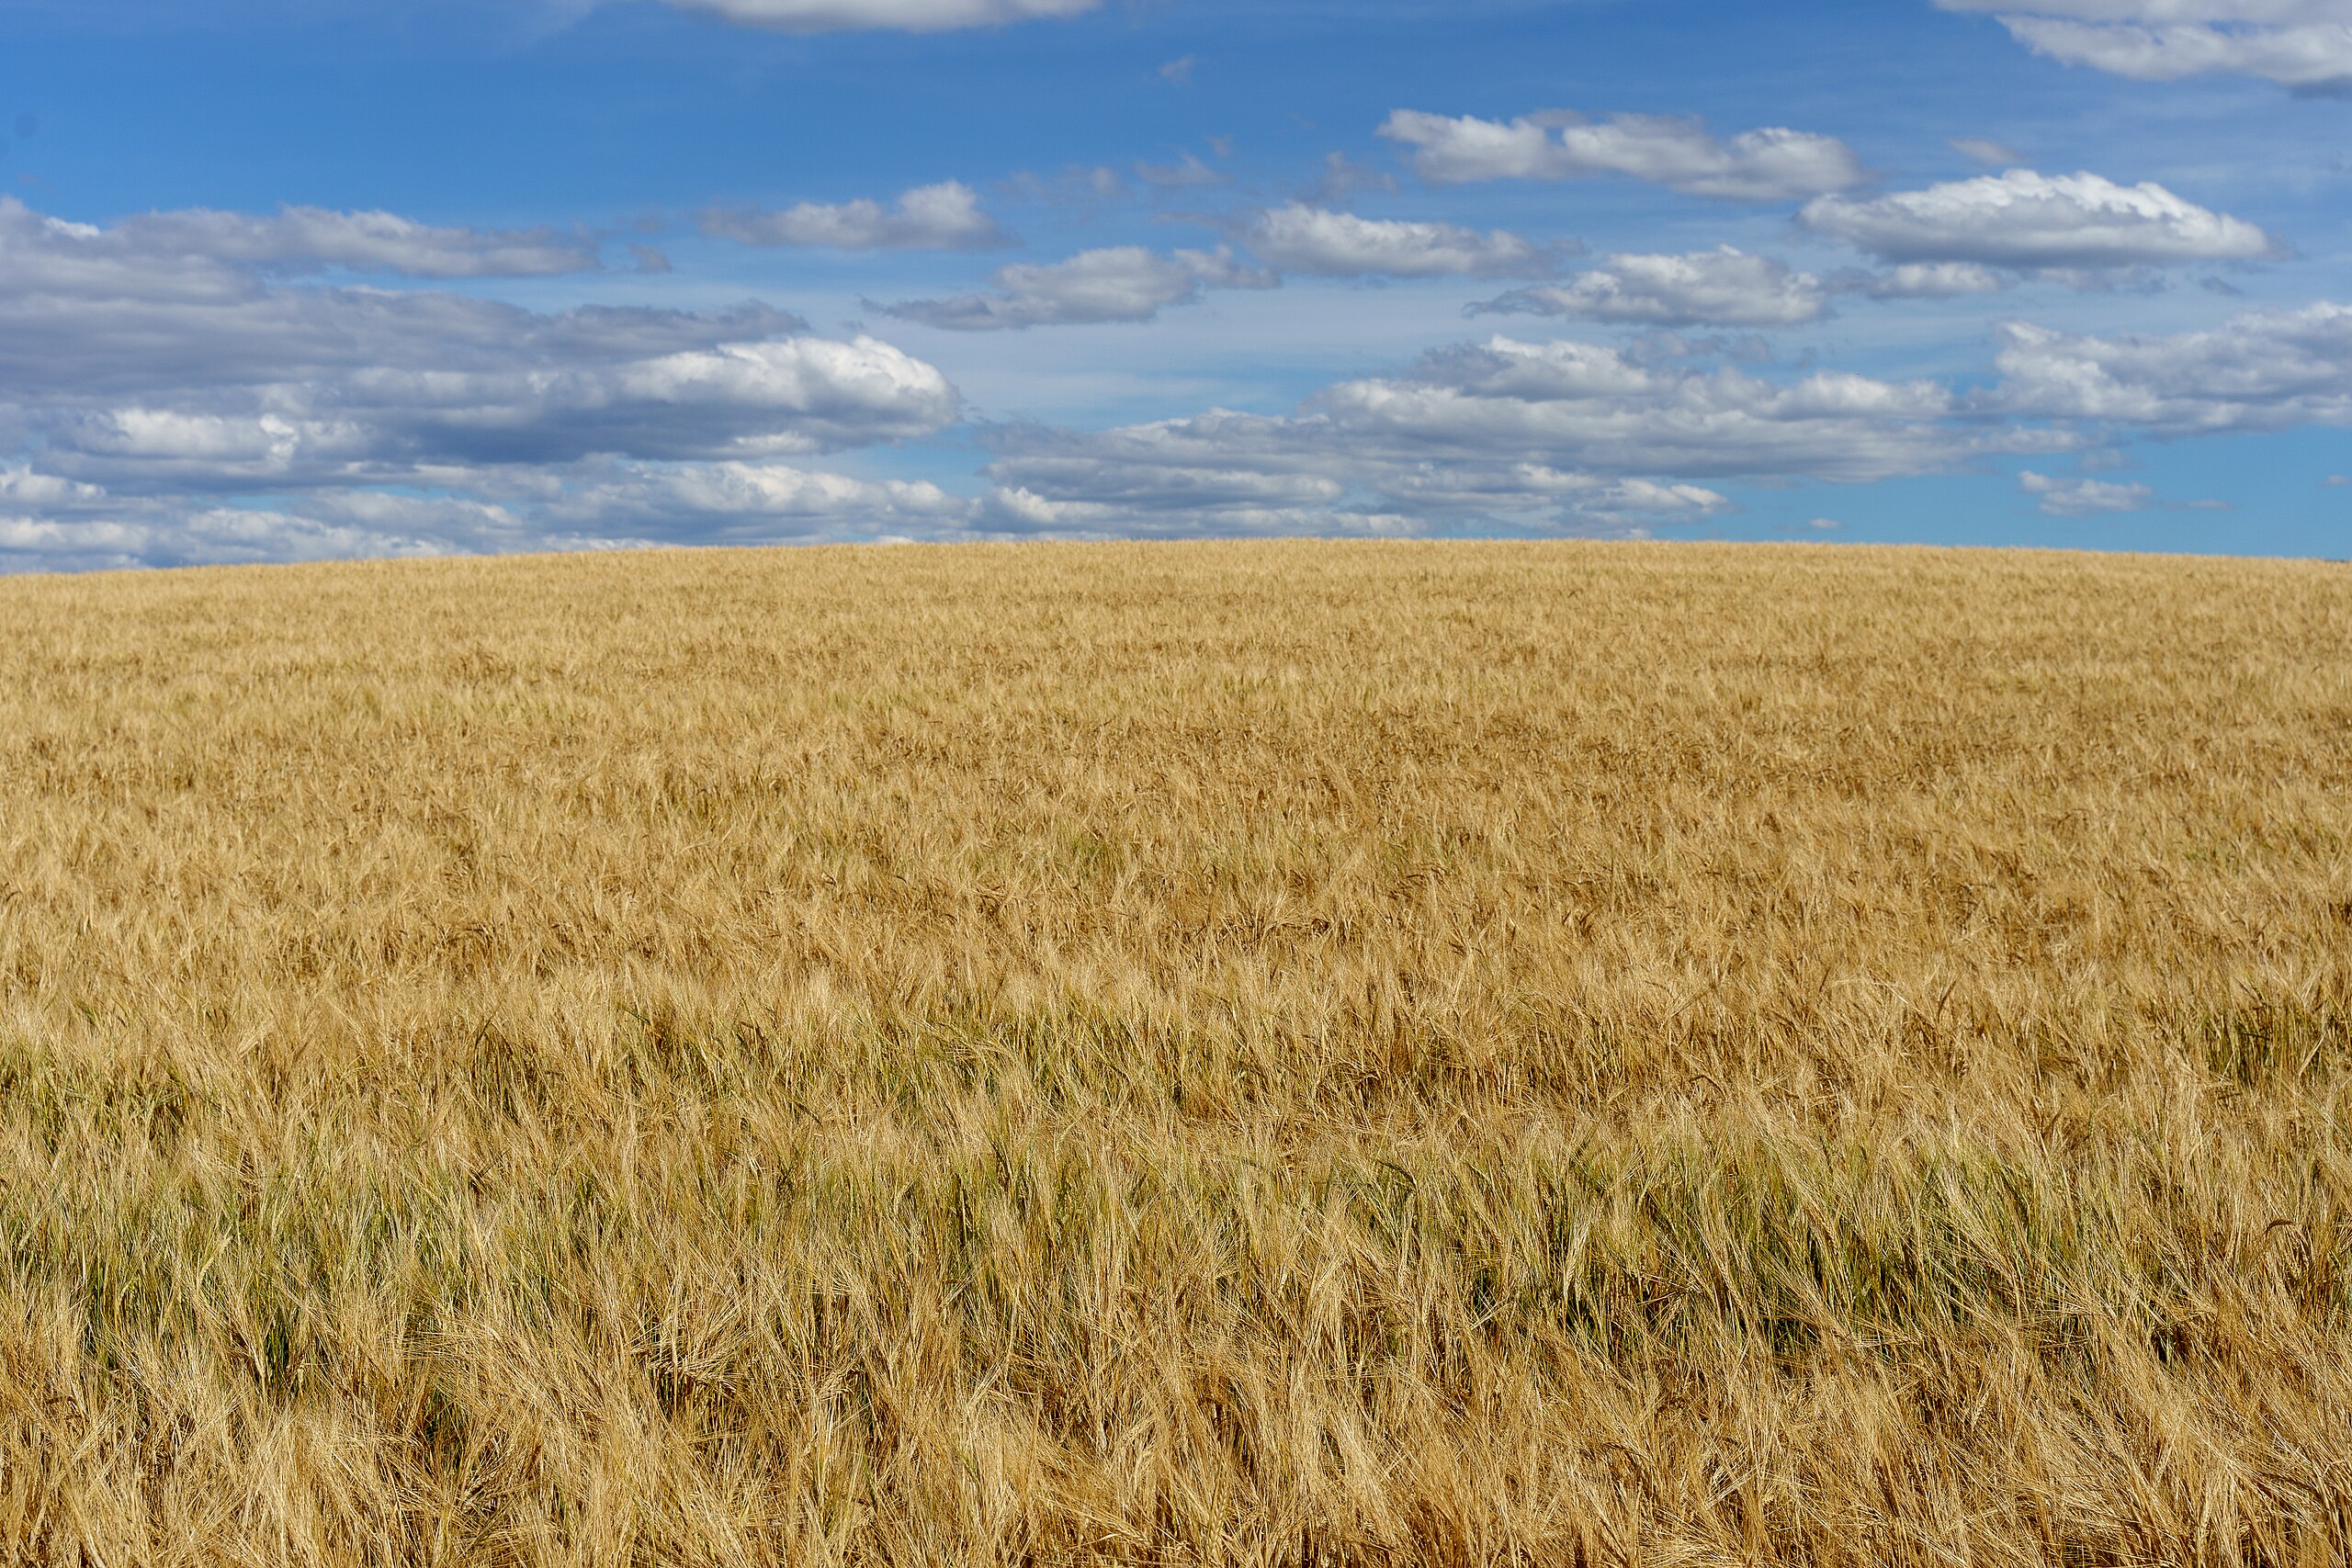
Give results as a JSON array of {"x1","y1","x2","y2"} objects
[{"x1": 0, "y1": 540, "x2": 2346, "y2": 1564}]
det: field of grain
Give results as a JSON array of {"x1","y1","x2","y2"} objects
[{"x1": 1, "y1": 541, "x2": 2347, "y2": 1565}]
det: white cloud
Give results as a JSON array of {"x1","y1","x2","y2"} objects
[
  {"x1": 1951, "y1": 136, "x2": 2027, "y2": 165},
  {"x1": 1993, "y1": 301, "x2": 2352, "y2": 432},
  {"x1": 1473, "y1": 247, "x2": 1826, "y2": 326},
  {"x1": 1240, "y1": 203, "x2": 1558, "y2": 278},
  {"x1": 1938, "y1": 1, "x2": 2352, "y2": 88},
  {"x1": 0, "y1": 195, "x2": 961, "y2": 493},
  {"x1": 660, "y1": 0, "x2": 1097, "y2": 32},
  {"x1": 0, "y1": 482, "x2": 504, "y2": 574},
  {"x1": 1369, "y1": 465, "x2": 1732, "y2": 521},
  {"x1": 0, "y1": 455, "x2": 989, "y2": 573},
  {"x1": 1801, "y1": 170, "x2": 2273, "y2": 271},
  {"x1": 989, "y1": 462, "x2": 1346, "y2": 512},
  {"x1": 2326, "y1": 473, "x2": 2350, "y2": 485},
  {"x1": 111, "y1": 205, "x2": 603, "y2": 278},
  {"x1": 974, "y1": 332, "x2": 2028, "y2": 541},
  {"x1": 978, "y1": 487, "x2": 1417, "y2": 539},
  {"x1": 532, "y1": 460, "x2": 974, "y2": 536},
  {"x1": 2, "y1": 195, "x2": 599, "y2": 285},
  {"x1": 2019, "y1": 469, "x2": 2154, "y2": 513},
  {"x1": 878, "y1": 246, "x2": 1275, "y2": 330},
  {"x1": 698, "y1": 182, "x2": 1012, "y2": 250},
  {"x1": 0, "y1": 193, "x2": 989, "y2": 570},
  {"x1": 1378, "y1": 108, "x2": 1866, "y2": 200},
  {"x1": 1835, "y1": 262, "x2": 2010, "y2": 298},
  {"x1": 41, "y1": 336, "x2": 960, "y2": 487},
  {"x1": 1314, "y1": 338, "x2": 1962, "y2": 480},
  {"x1": 0, "y1": 466, "x2": 105, "y2": 508}
]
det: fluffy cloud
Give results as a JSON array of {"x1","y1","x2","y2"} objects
[
  {"x1": 0, "y1": 194, "x2": 983, "y2": 570},
  {"x1": 527, "y1": 460, "x2": 973, "y2": 537},
  {"x1": 1378, "y1": 109, "x2": 1866, "y2": 200},
  {"x1": 0, "y1": 465, "x2": 549, "y2": 572},
  {"x1": 1367, "y1": 466, "x2": 1732, "y2": 522},
  {"x1": 107, "y1": 205, "x2": 603, "y2": 278},
  {"x1": 38, "y1": 336, "x2": 959, "y2": 486},
  {"x1": 1836, "y1": 262, "x2": 2009, "y2": 299},
  {"x1": 877, "y1": 246, "x2": 1276, "y2": 330},
  {"x1": 0, "y1": 193, "x2": 964, "y2": 558},
  {"x1": 1938, "y1": 0, "x2": 2352, "y2": 88},
  {"x1": 979, "y1": 488, "x2": 1418, "y2": 539},
  {"x1": 1239, "y1": 203, "x2": 1558, "y2": 278},
  {"x1": 698, "y1": 181, "x2": 1012, "y2": 250},
  {"x1": 974, "y1": 332, "x2": 2021, "y2": 540},
  {"x1": 0, "y1": 196, "x2": 829, "y2": 406},
  {"x1": 1314, "y1": 338, "x2": 1962, "y2": 480},
  {"x1": 660, "y1": 0, "x2": 1097, "y2": 31},
  {"x1": 0, "y1": 459, "x2": 984, "y2": 573},
  {"x1": 1801, "y1": 170, "x2": 2273, "y2": 272},
  {"x1": 0, "y1": 504, "x2": 458, "y2": 575},
  {"x1": 1473, "y1": 247, "x2": 1827, "y2": 326},
  {"x1": 2019, "y1": 468, "x2": 2154, "y2": 513},
  {"x1": 2, "y1": 196, "x2": 601, "y2": 287},
  {"x1": 1993, "y1": 302, "x2": 2352, "y2": 431}
]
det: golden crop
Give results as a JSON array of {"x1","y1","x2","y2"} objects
[{"x1": 1, "y1": 540, "x2": 2347, "y2": 1565}]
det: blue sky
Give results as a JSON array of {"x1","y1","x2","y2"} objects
[{"x1": 1, "y1": 0, "x2": 2346, "y2": 568}]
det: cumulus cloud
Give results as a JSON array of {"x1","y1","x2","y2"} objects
[
  {"x1": 877, "y1": 246, "x2": 1275, "y2": 330},
  {"x1": 0, "y1": 464, "x2": 559, "y2": 573},
  {"x1": 0, "y1": 192, "x2": 965, "y2": 570},
  {"x1": 1239, "y1": 204, "x2": 1560, "y2": 279},
  {"x1": 1369, "y1": 466, "x2": 1733, "y2": 524},
  {"x1": 0, "y1": 455, "x2": 989, "y2": 573},
  {"x1": 40, "y1": 335, "x2": 960, "y2": 486},
  {"x1": 0, "y1": 504, "x2": 454, "y2": 576},
  {"x1": 1993, "y1": 301, "x2": 2352, "y2": 431},
  {"x1": 1834, "y1": 262, "x2": 2010, "y2": 298},
  {"x1": 5, "y1": 196, "x2": 600, "y2": 282},
  {"x1": 1473, "y1": 247, "x2": 1827, "y2": 326},
  {"x1": 529, "y1": 460, "x2": 973, "y2": 536},
  {"x1": 1315, "y1": 337, "x2": 1962, "y2": 480},
  {"x1": 1938, "y1": 0, "x2": 2352, "y2": 88},
  {"x1": 1801, "y1": 170, "x2": 2273, "y2": 273},
  {"x1": 972, "y1": 331, "x2": 2035, "y2": 540},
  {"x1": 660, "y1": 0, "x2": 1098, "y2": 31},
  {"x1": 1378, "y1": 108, "x2": 1866, "y2": 200},
  {"x1": 698, "y1": 181, "x2": 1012, "y2": 250},
  {"x1": 2019, "y1": 469, "x2": 2154, "y2": 513},
  {"x1": 0, "y1": 197, "x2": 857, "y2": 404},
  {"x1": 978, "y1": 487, "x2": 1418, "y2": 539}
]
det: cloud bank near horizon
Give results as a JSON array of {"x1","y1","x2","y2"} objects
[{"x1": 8, "y1": 175, "x2": 2342, "y2": 570}]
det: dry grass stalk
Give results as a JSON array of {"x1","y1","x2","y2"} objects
[{"x1": 0, "y1": 540, "x2": 2347, "y2": 1565}]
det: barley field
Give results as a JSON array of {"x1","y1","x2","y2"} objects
[{"x1": 1, "y1": 541, "x2": 2347, "y2": 1566}]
